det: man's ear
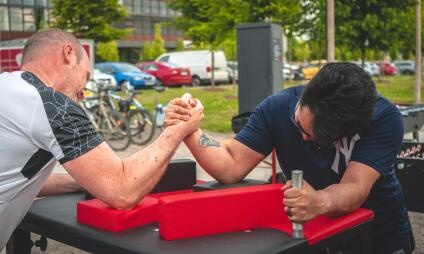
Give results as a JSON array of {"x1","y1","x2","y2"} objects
[{"x1": 62, "y1": 44, "x2": 75, "y2": 64}]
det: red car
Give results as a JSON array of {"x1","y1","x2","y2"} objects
[
  {"x1": 137, "y1": 62, "x2": 192, "y2": 87},
  {"x1": 378, "y1": 62, "x2": 397, "y2": 75}
]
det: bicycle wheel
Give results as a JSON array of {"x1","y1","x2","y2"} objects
[
  {"x1": 128, "y1": 109, "x2": 156, "y2": 145},
  {"x1": 99, "y1": 110, "x2": 131, "y2": 151}
]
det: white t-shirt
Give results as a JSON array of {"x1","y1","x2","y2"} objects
[{"x1": 0, "y1": 71, "x2": 103, "y2": 248}]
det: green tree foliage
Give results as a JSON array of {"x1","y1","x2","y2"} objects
[
  {"x1": 336, "y1": 0, "x2": 415, "y2": 63},
  {"x1": 221, "y1": 33, "x2": 237, "y2": 61},
  {"x1": 175, "y1": 39, "x2": 185, "y2": 51},
  {"x1": 169, "y1": 0, "x2": 302, "y2": 48},
  {"x1": 142, "y1": 42, "x2": 156, "y2": 61},
  {"x1": 293, "y1": 40, "x2": 311, "y2": 62},
  {"x1": 51, "y1": 0, "x2": 130, "y2": 42},
  {"x1": 301, "y1": 0, "x2": 415, "y2": 63},
  {"x1": 96, "y1": 41, "x2": 119, "y2": 62},
  {"x1": 298, "y1": 0, "x2": 417, "y2": 62},
  {"x1": 152, "y1": 24, "x2": 167, "y2": 58}
]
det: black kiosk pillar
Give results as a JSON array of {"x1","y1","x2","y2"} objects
[{"x1": 236, "y1": 23, "x2": 283, "y2": 115}]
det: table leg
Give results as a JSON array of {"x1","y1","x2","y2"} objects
[
  {"x1": 360, "y1": 222, "x2": 372, "y2": 254},
  {"x1": 5, "y1": 229, "x2": 32, "y2": 254}
]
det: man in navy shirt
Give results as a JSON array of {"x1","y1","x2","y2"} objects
[{"x1": 165, "y1": 62, "x2": 412, "y2": 254}]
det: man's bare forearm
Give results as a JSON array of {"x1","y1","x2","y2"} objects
[
  {"x1": 38, "y1": 174, "x2": 82, "y2": 197},
  {"x1": 317, "y1": 182, "x2": 370, "y2": 216},
  {"x1": 184, "y1": 129, "x2": 244, "y2": 183},
  {"x1": 120, "y1": 126, "x2": 186, "y2": 204}
]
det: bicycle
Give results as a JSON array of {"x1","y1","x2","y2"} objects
[
  {"x1": 81, "y1": 81, "x2": 131, "y2": 151},
  {"x1": 112, "y1": 82, "x2": 165, "y2": 146}
]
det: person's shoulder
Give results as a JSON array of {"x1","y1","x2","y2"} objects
[
  {"x1": 271, "y1": 85, "x2": 304, "y2": 100},
  {"x1": 0, "y1": 71, "x2": 40, "y2": 101},
  {"x1": 265, "y1": 85, "x2": 303, "y2": 107},
  {"x1": 372, "y1": 95, "x2": 401, "y2": 119}
]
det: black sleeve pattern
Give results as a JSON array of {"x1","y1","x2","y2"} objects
[{"x1": 22, "y1": 72, "x2": 103, "y2": 164}]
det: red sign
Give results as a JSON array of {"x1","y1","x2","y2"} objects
[{"x1": 1, "y1": 42, "x2": 93, "y2": 73}]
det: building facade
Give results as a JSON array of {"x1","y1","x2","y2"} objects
[
  {"x1": 0, "y1": 0, "x2": 183, "y2": 63},
  {"x1": 0, "y1": 0, "x2": 52, "y2": 40},
  {"x1": 117, "y1": 0, "x2": 183, "y2": 63}
]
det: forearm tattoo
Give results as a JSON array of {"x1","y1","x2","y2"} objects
[{"x1": 199, "y1": 131, "x2": 220, "y2": 147}]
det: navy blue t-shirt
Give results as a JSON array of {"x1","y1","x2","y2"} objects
[{"x1": 235, "y1": 85, "x2": 411, "y2": 253}]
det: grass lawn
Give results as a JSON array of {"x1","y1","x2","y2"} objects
[
  {"x1": 136, "y1": 85, "x2": 239, "y2": 133},
  {"x1": 137, "y1": 75, "x2": 422, "y2": 133}
]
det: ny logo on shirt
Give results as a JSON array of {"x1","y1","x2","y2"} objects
[{"x1": 331, "y1": 134, "x2": 360, "y2": 174}]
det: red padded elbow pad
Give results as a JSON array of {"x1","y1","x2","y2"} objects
[
  {"x1": 271, "y1": 208, "x2": 374, "y2": 245},
  {"x1": 77, "y1": 196, "x2": 159, "y2": 232},
  {"x1": 158, "y1": 184, "x2": 288, "y2": 240}
]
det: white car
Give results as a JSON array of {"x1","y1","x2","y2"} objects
[
  {"x1": 90, "y1": 68, "x2": 117, "y2": 88},
  {"x1": 84, "y1": 69, "x2": 117, "y2": 108},
  {"x1": 356, "y1": 62, "x2": 379, "y2": 76},
  {"x1": 282, "y1": 63, "x2": 294, "y2": 80},
  {"x1": 394, "y1": 61, "x2": 415, "y2": 75},
  {"x1": 157, "y1": 50, "x2": 229, "y2": 86}
]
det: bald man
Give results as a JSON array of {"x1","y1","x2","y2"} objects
[{"x1": 0, "y1": 29, "x2": 203, "y2": 248}]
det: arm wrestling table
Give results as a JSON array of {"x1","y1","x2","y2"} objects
[{"x1": 6, "y1": 192, "x2": 372, "y2": 254}]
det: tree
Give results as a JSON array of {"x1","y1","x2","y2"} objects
[
  {"x1": 169, "y1": 0, "x2": 303, "y2": 86},
  {"x1": 175, "y1": 39, "x2": 185, "y2": 51},
  {"x1": 96, "y1": 41, "x2": 119, "y2": 62},
  {"x1": 293, "y1": 41, "x2": 311, "y2": 63},
  {"x1": 335, "y1": 0, "x2": 415, "y2": 65},
  {"x1": 142, "y1": 42, "x2": 156, "y2": 61},
  {"x1": 51, "y1": 0, "x2": 130, "y2": 42},
  {"x1": 152, "y1": 24, "x2": 167, "y2": 58}
]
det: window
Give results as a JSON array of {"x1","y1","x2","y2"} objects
[
  {"x1": 142, "y1": 0, "x2": 150, "y2": 14},
  {"x1": 133, "y1": 0, "x2": 141, "y2": 14},
  {"x1": 144, "y1": 64, "x2": 158, "y2": 71},
  {"x1": 22, "y1": 0, "x2": 34, "y2": 6},
  {"x1": 9, "y1": 0, "x2": 22, "y2": 5},
  {"x1": 0, "y1": 6, "x2": 9, "y2": 31},
  {"x1": 10, "y1": 7, "x2": 23, "y2": 31},
  {"x1": 23, "y1": 8, "x2": 35, "y2": 31},
  {"x1": 134, "y1": 18, "x2": 142, "y2": 35},
  {"x1": 157, "y1": 55, "x2": 169, "y2": 63},
  {"x1": 151, "y1": 0, "x2": 159, "y2": 15},
  {"x1": 35, "y1": 0, "x2": 46, "y2": 7},
  {"x1": 159, "y1": 1, "x2": 166, "y2": 16},
  {"x1": 142, "y1": 19, "x2": 151, "y2": 35},
  {"x1": 102, "y1": 65, "x2": 115, "y2": 74}
]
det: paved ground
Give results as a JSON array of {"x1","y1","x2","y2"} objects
[{"x1": 2, "y1": 130, "x2": 424, "y2": 253}]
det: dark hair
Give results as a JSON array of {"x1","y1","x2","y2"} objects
[
  {"x1": 22, "y1": 28, "x2": 83, "y2": 64},
  {"x1": 300, "y1": 62, "x2": 377, "y2": 147}
]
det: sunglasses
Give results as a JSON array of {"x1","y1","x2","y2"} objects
[
  {"x1": 291, "y1": 103, "x2": 313, "y2": 139},
  {"x1": 291, "y1": 102, "x2": 336, "y2": 149}
]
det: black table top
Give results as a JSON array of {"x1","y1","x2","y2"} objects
[{"x1": 20, "y1": 193, "x2": 308, "y2": 254}]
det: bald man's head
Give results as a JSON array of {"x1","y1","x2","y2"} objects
[{"x1": 22, "y1": 28, "x2": 83, "y2": 65}]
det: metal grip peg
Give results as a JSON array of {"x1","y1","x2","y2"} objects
[{"x1": 291, "y1": 170, "x2": 304, "y2": 238}]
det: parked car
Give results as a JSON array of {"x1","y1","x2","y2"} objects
[
  {"x1": 94, "y1": 62, "x2": 157, "y2": 89},
  {"x1": 282, "y1": 64, "x2": 294, "y2": 80},
  {"x1": 356, "y1": 62, "x2": 380, "y2": 76},
  {"x1": 292, "y1": 66, "x2": 305, "y2": 80},
  {"x1": 303, "y1": 63, "x2": 321, "y2": 80},
  {"x1": 156, "y1": 50, "x2": 229, "y2": 86},
  {"x1": 377, "y1": 62, "x2": 396, "y2": 75},
  {"x1": 91, "y1": 68, "x2": 117, "y2": 88},
  {"x1": 84, "y1": 68, "x2": 117, "y2": 108},
  {"x1": 137, "y1": 61, "x2": 192, "y2": 87},
  {"x1": 394, "y1": 61, "x2": 415, "y2": 74},
  {"x1": 227, "y1": 61, "x2": 238, "y2": 83}
]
